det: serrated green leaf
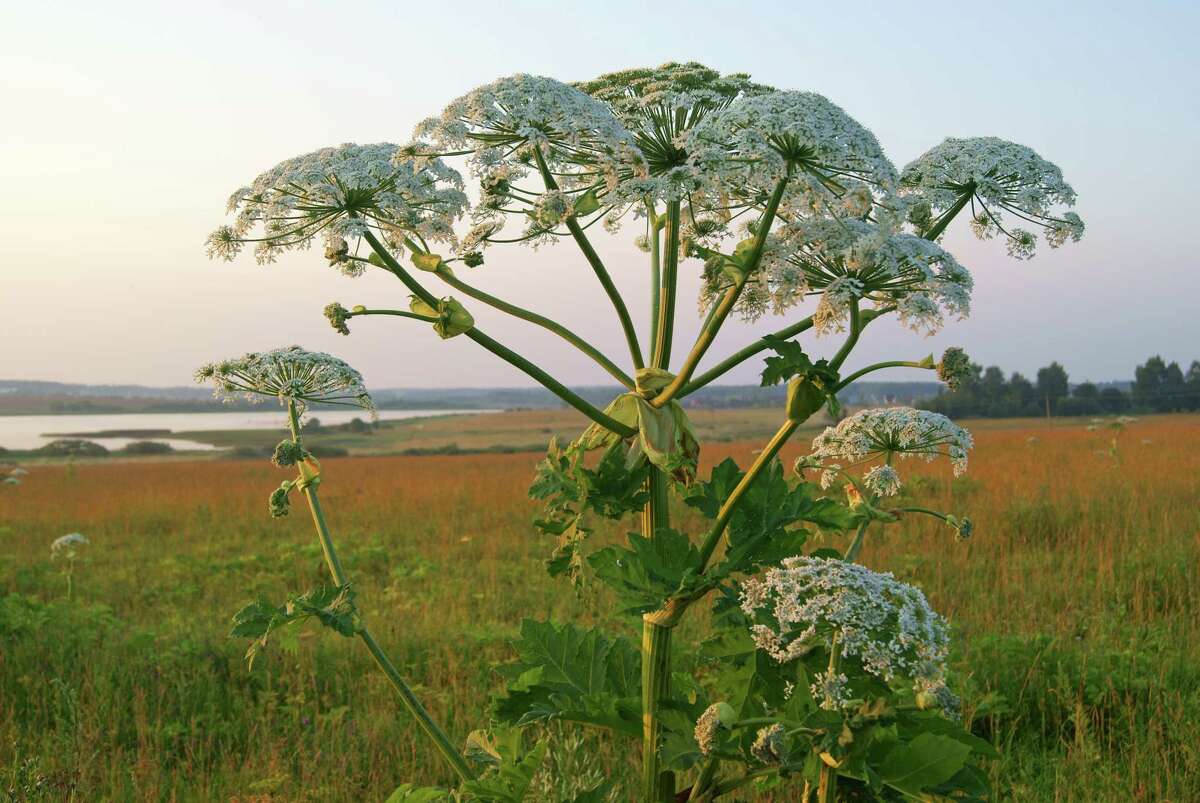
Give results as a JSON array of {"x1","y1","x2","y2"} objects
[
  {"x1": 493, "y1": 619, "x2": 641, "y2": 736},
  {"x1": 588, "y1": 529, "x2": 700, "y2": 615},
  {"x1": 878, "y1": 733, "x2": 971, "y2": 794},
  {"x1": 229, "y1": 585, "x2": 359, "y2": 670},
  {"x1": 461, "y1": 727, "x2": 547, "y2": 803}
]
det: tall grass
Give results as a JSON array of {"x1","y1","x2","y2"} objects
[{"x1": 1, "y1": 415, "x2": 1197, "y2": 801}]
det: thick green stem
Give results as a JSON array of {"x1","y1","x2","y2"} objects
[
  {"x1": 817, "y1": 639, "x2": 843, "y2": 803},
  {"x1": 698, "y1": 419, "x2": 800, "y2": 570},
  {"x1": 652, "y1": 201, "x2": 681, "y2": 369},
  {"x1": 434, "y1": 267, "x2": 634, "y2": 389},
  {"x1": 828, "y1": 300, "x2": 862, "y2": 372},
  {"x1": 681, "y1": 316, "x2": 816, "y2": 396},
  {"x1": 640, "y1": 470, "x2": 674, "y2": 802},
  {"x1": 361, "y1": 230, "x2": 635, "y2": 438},
  {"x1": 652, "y1": 177, "x2": 790, "y2": 407},
  {"x1": 687, "y1": 757, "x2": 720, "y2": 801},
  {"x1": 285, "y1": 402, "x2": 474, "y2": 782},
  {"x1": 842, "y1": 520, "x2": 871, "y2": 562},
  {"x1": 531, "y1": 148, "x2": 644, "y2": 369},
  {"x1": 921, "y1": 188, "x2": 974, "y2": 242}
]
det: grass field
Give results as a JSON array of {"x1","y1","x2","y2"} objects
[{"x1": 1, "y1": 412, "x2": 1198, "y2": 801}]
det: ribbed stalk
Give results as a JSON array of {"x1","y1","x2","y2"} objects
[{"x1": 640, "y1": 469, "x2": 674, "y2": 801}]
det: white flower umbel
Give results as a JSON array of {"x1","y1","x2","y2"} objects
[
  {"x1": 195, "y1": 346, "x2": 375, "y2": 418},
  {"x1": 901, "y1": 137, "x2": 1084, "y2": 256},
  {"x1": 740, "y1": 556, "x2": 952, "y2": 709},
  {"x1": 51, "y1": 532, "x2": 89, "y2": 559},
  {"x1": 809, "y1": 407, "x2": 973, "y2": 493},
  {"x1": 206, "y1": 143, "x2": 467, "y2": 269},
  {"x1": 688, "y1": 91, "x2": 898, "y2": 211},
  {"x1": 416, "y1": 74, "x2": 641, "y2": 179},
  {"x1": 770, "y1": 218, "x2": 973, "y2": 333}
]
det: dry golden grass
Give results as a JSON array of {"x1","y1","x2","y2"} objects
[{"x1": 1, "y1": 413, "x2": 1198, "y2": 801}]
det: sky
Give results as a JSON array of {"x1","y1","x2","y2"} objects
[{"x1": 2, "y1": 0, "x2": 1198, "y2": 391}]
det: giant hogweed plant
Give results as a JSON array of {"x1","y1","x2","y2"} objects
[{"x1": 202, "y1": 63, "x2": 1083, "y2": 801}]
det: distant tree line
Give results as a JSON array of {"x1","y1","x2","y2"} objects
[{"x1": 919, "y1": 355, "x2": 1200, "y2": 418}]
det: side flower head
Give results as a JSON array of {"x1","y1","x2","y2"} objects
[
  {"x1": 195, "y1": 346, "x2": 376, "y2": 418},
  {"x1": 51, "y1": 532, "x2": 89, "y2": 559},
  {"x1": 809, "y1": 406, "x2": 972, "y2": 495},
  {"x1": 901, "y1": 136, "x2": 1084, "y2": 256},
  {"x1": 937, "y1": 347, "x2": 972, "y2": 390},
  {"x1": 205, "y1": 143, "x2": 467, "y2": 268},
  {"x1": 740, "y1": 556, "x2": 953, "y2": 712}
]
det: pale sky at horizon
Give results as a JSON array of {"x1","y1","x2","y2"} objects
[{"x1": 2, "y1": 0, "x2": 1197, "y2": 391}]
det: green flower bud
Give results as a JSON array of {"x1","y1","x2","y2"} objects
[
  {"x1": 937, "y1": 347, "x2": 971, "y2": 391},
  {"x1": 411, "y1": 252, "x2": 444, "y2": 272},
  {"x1": 268, "y1": 482, "x2": 293, "y2": 518},
  {"x1": 462, "y1": 251, "x2": 484, "y2": 268},
  {"x1": 323, "y1": 302, "x2": 350, "y2": 336},
  {"x1": 324, "y1": 236, "x2": 349, "y2": 265},
  {"x1": 409, "y1": 296, "x2": 474, "y2": 339},
  {"x1": 271, "y1": 439, "x2": 307, "y2": 468}
]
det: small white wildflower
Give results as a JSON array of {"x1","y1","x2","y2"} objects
[{"x1": 810, "y1": 670, "x2": 851, "y2": 711}]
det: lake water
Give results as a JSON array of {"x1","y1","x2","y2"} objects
[{"x1": 0, "y1": 409, "x2": 482, "y2": 452}]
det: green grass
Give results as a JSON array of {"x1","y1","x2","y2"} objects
[{"x1": 1, "y1": 413, "x2": 1198, "y2": 801}]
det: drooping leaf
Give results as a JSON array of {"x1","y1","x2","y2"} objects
[
  {"x1": 230, "y1": 585, "x2": 360, "y2": 669},
  {"x1": 493, "y1": 619, "x2": 642, "y2": 736},
  {"x1": 460, "y1": 726, "x2": 547, "y2": 803}
]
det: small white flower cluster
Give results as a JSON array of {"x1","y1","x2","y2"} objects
[
  {"x1": 740, "y1": 556, "x2": 951, "y2": 709},
  {"x1": 206, "y1": 143, "x2": 467, "y2": 269},
  {"x1": 694, "y1": 703, "x2": 726, "y2": 755},
  {"x1": 577, "y1": 62, "x2": 772, "y2": 130},
  {"x1": 809, "y1": 407, "x2": 973, "y2": 495},
  {"x1": 195, "y1": 346, "x2": 375, "y2": 417},
  {"x1": 688, "y1": 91, "x2": 898, "y2": 210},
  {"x1": 51, "y1": 532, "x2": 89, "y2": 559},
  {"x1": 769, "y1": 218, "x2": 973, "y2": 335},
  {"x1": 901, "y1": 137, "x2": 1084, "y2": 256}
]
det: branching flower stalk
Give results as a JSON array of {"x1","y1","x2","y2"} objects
[{"x1": 205, "y1": 61, "x2": 1083, "y2": 800}]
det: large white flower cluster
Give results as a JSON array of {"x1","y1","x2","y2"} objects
[
  {"x1": 750, "y1": 218, "x2": 973, "y2": 333},
  {"x1": 196, "y1": 346, "x2": 375, "y2": 416},
  {"x1": 51, "y1": 532, "x2": 89, "y2": 559},
  {"x1": 740, "y1": 556, "x2": 951, "y2": 709},
  {"x1": 205, "y1": 143, "x2": 467, "y2": 269},
  {"x1": 577, "y1": 62, "x2": 771, "y2": 129},
  {"x1": 688, "y1": 91, "x2": 898, "y2": 210},
  {"x1": 901, "y1": 137, "x2": 1084, "y2": 257},
  {"x1": 809, "y1": 407, "x2": 972, "y2": 495},
  {"x1": 416, "y1": 74, "x2": 641, "y2": 179}
]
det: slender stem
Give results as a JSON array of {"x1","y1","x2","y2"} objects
[
  {"x1": 922, "y1": 188, "x2": 974, "y2": 242},
  {"x1": 652, "y1": 201, "x2": 681, "y2": 369},
  {"x1": 697, "y1": 419, "x2": 800, "y2": 570},
  {"x1": 834, "y1": 360, "x2": 933, "y2": 392},
  {"x1": 531, "y1": 148, "x2": 644, "y2": 369},
  {"x1": 681, "y1": 316, "x2": 816, "y2": 396},
  {"x1": 433, "y1": 267, "x2": 634, "y2": 389},
  {"x1": 349, "y1": 308, "x2": 439, "y2": 324},
  {"x1": 648, "y1": 205, "x2": 662, "y2": 359},
  {"x1": 817, "y1": 638, "x2": 842, "y2": 803},
  {"x1": 828, "y1": 300, "x2": 862, "y2": 372},
  {"x1": 842, "y1": 520, "x2": 871, "y2": 562},
  {"x1": 285, "y1": 402, "x2": 474, "y2": 782},
  {"x1": 652, "y1": 177, "x2": 790, "y2": 407},
  {"x1": 687, "y1": 757, "x2": 720, "y2": 801},
  {"x1": 361, "y1": 230, "x2": 635, "y2": 438}
]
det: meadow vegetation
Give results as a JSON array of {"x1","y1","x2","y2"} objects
[{"x1": 1, "y1": 412, "x2": 1197, "y2": 801}]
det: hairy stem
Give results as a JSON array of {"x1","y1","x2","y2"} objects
[
  {"x1": 433, "y1": 267, "x2": 634, "y2": 388},
  {"x1": 842, "y1": 520, "x2": 871, "y2": 562},
  {"x1": 817, "y1": 638, "x2": 843, "y2": 803},
  {"x1": 921, "y1": 187, "x2": 974, "y2": 242},
  {"x1": 648, "y1": 204, "x2": 662, "y2": 359},
  {"x1": 828, "y1": 300, "x2": 861, "y2": 372},
  {"x1": 361, "y1": 230, "x2": 635, "y2": 437},
  {"x1": 680, "y1": 316, "x2": 816, "y2": 396},
  {"x1": 640, "y1": 470, "x2": 675, "y2": 802},
  {"x1": 285, "y1": 402, "x2": 474, "y2": 782},
  {"x1": 835, "y1": 359, "x2": 934, "y2": 392}
]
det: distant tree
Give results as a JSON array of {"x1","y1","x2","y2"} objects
[
  {"x1": 1098, "y1": 386, "x2": 1130, "y2": 413},
  {"x1": 123, "y1": 441, "x2": 174, "y2": 456},
  {"x1": 1187, "y1": 361, "x2": 1200, "y2": 411},
  {"x1": 1073, "y1": 381, "x2": 1098, "y2": 399},
  {"x1": 1008, "y1": 372, "x2": 1037, "y2": 415},
  {"x1": 40, "y1": 439, "x2": 109, "y2": 458},
  {"x1": 1163, "y1": 361, "x2": 1186, "y2": 412},
  {"x1": 1134, "y1": 355, "x2": 1170, "y2": 412},
  {"x1": 1036, "y1": 362, "x2": 1070, "y2": 412}
]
